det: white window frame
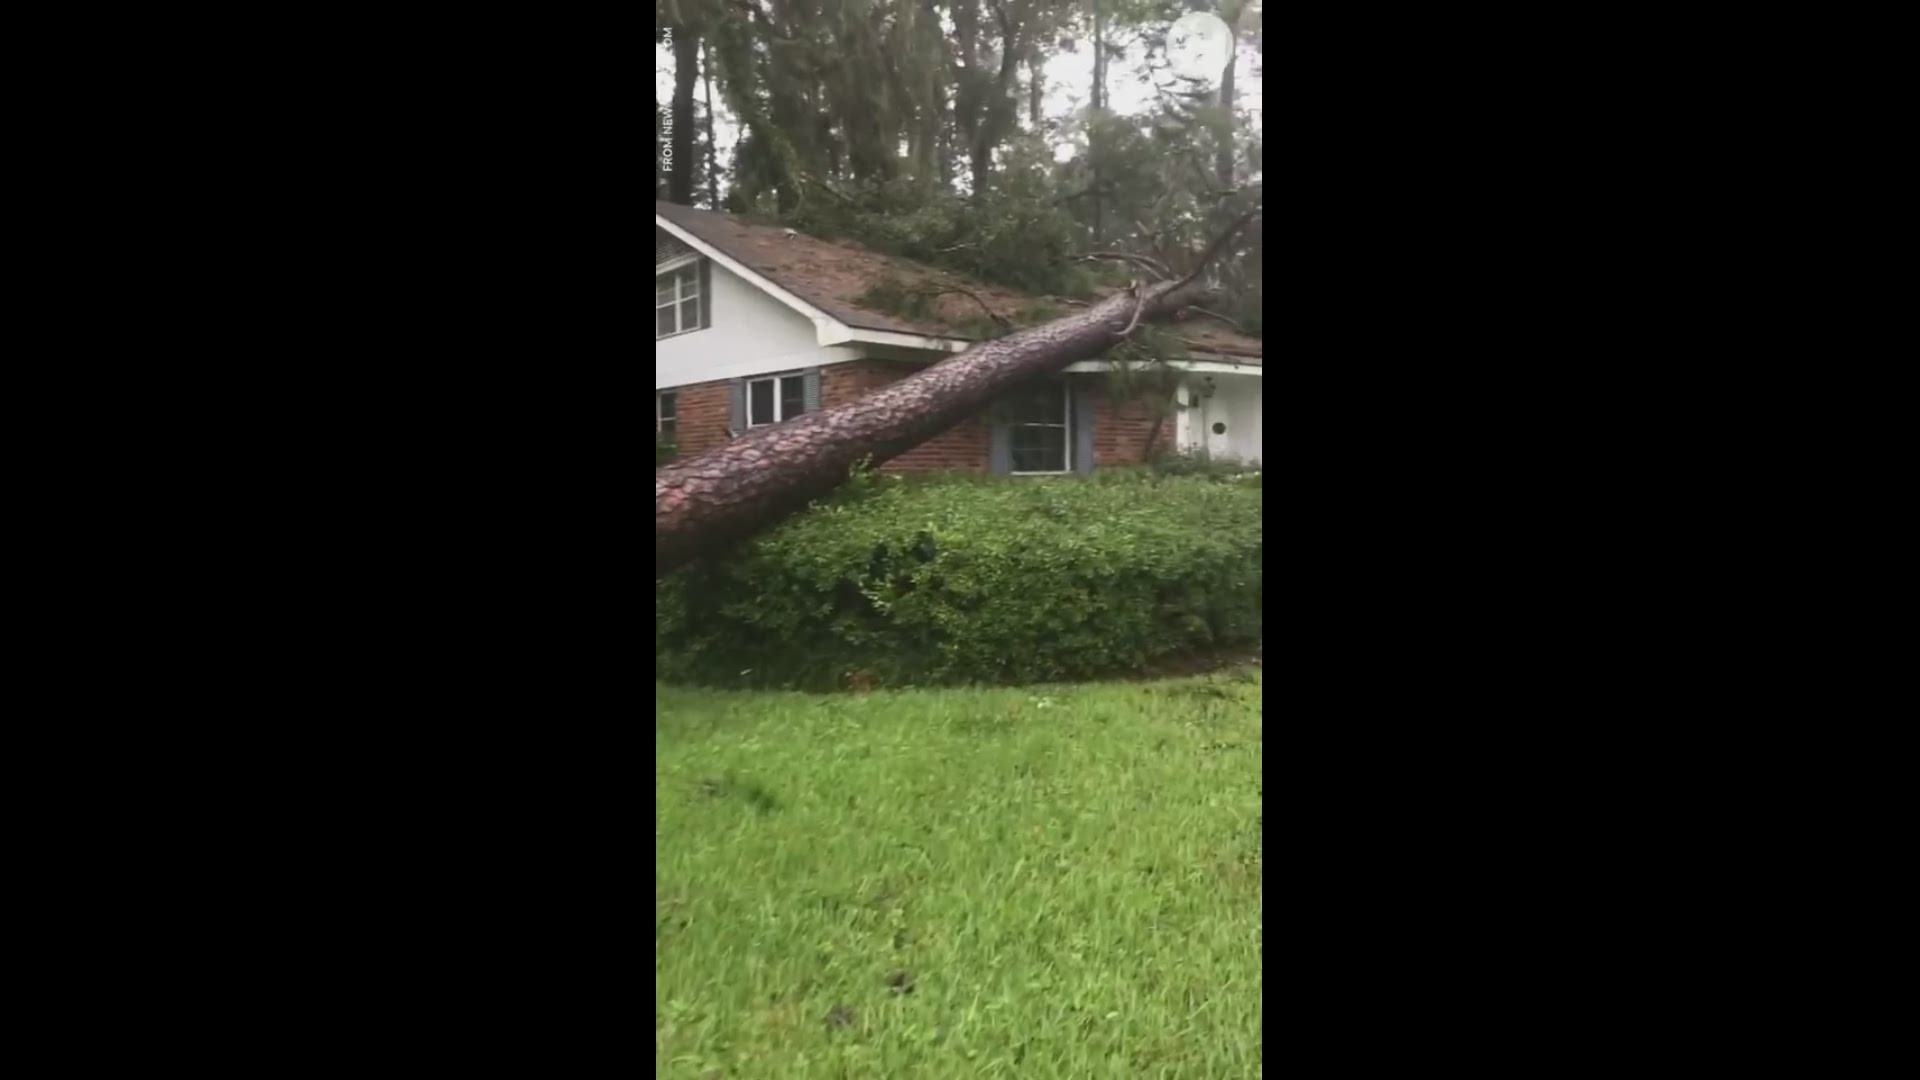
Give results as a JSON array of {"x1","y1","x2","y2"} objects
[
  {"x1": 656, "y1": 390, "x2": 677, "y2": 443},
  {"x1": 1010, "y1": 383, "x2": 1073, "y2": 476},
  {"x1": 655, "y1": 256, "x2": 702, "y2": 340},
  {"x1": 746, "y1": 371, "x2": 809, "y2": 428}
]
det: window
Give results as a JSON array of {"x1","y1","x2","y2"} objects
[
  {"x1": 656, "y1": 391, "x2": 677, "y2": 446},
  {"x1": 748, "y1": 372, "x2": 809, "y2": 427},
  {"x1": 1009, "y1": 381, "x2": 1071, "y2": 474},
  {"x1": 655, "y1": 262, "x2": 701, "y2": 338}
]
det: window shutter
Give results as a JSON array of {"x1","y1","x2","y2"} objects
[
  {"x1": 698, "y1": 259, "x2": 712, "y2": 329},
  {"x1": 802, "y1": 367, "x2": 821, "y2": 413},
  {"x1": 728, "y1": 378, "x2": 745, "y2": 437},
  {"x1": 1072, "y1": 381, "x2": 1097, "y2": 474},
  {"x1": 988, "y1": 412, "x2": 1011, "y2": 475}
]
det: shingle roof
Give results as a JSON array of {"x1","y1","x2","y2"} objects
[{"x1": 653, "y1": 201, "x2": 1261, "y2": 363}]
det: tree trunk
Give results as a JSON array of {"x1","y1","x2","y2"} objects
[
  {"x1": 1216, "y1": 4, "x2": 1238, "y2": 190},
  {"x1": 669, "y1": 29, "x2": 699, "y2": 205},
  {"x1": 1091, "y1": 0, "x2": 1104, "y2": 246},
  {"x1": 918, "y1": 0, "x2": 944, "y2": 185},
  {"x1": 703, "y1": 41, "x2": 720, "y2": 208},
  {"x1": 657, "y1": 279, "x2": 1210, "y2": 575},
  {"x1": 1028, "y1": 43, "x2": 1043, "y2": 128}
]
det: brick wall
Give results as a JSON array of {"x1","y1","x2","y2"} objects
[
  {"x1": 661, "y1": 363, "x2": 1170, "y2": 472},
  {"x1": 1088, "y1": 384, "x2": 1174, "y2": 467},
  {"x1": 824, "y1": 360, "x2": 990, "y2": 473},
  {"x1": 669, "y1": 380, "x2": 732, "y2": 457},
  {"x1": 820, "y1": 359, "x2": 908, "y2": 407}
]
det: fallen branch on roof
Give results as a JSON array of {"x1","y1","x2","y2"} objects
[
  {"x1": 927, "y1": 283, "x2": 1014, "y2": 331},
  {"x1": 798, "y1": 172, "x2": 854, "y2": 203},
  {"x1": 1078, "y1": 251, "x2": 1173, "y2": 281}
]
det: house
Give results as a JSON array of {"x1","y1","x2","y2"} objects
[{"x1": 654, "y1": 201, "x2": 1262, "y2": 474}]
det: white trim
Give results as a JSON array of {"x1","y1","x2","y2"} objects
[
  {"x1": 1008, "y1": 382, "x2": 1073, "y2": 476},
  {"x1": 1062, "y1": 357, "x2": 1260, "y2": 376},
  {"x1": 655, "y1": 252, "x2": 698, "y2": 275},
  {"x1": 654, "y1": 261, "x2": 702, "y2": 339},
  {"x1": 654, "y1": 344, "x2": 864, "y2": 391},
  {"x1": 745, "y1": 370, "x2": 808, "y2": 428},
  {"x1": 655, "y1": 216, "x2": 845, "y2": 344},
  {"x1": 818, "y1": 323, "x2": 973, "y2": 352}
]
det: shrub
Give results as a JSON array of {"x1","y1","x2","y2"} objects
[
  {"x1": 1143, "y1": 448, "x2": 1262, "y2": 479},
  {"x1": 655, "y1": 474, "x2": 1261, "y2": 690}
]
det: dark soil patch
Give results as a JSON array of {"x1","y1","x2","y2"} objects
[{"x1": 1114, "y1": 645, "x2": 1261, "y2": 683}]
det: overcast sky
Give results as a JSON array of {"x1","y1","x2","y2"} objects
[{"x1": 656, "y1": 10, "x2": 1261, "y2": 185}]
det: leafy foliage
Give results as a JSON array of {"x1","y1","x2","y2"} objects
[
  {"x1": 664, "y1": 1, "x2": 1262, "y2": 331},
  {"x1": 656, "y1": 473, "x2": 1261, "y2": 690}
]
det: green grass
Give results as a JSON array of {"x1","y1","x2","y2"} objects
[{"x1": 656, "y1": 670, "x2": 1263, "y2": 1078}]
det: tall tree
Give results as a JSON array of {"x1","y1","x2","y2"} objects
[
  {"x1": 1215, "y1": 0, "x2": 1240, "y2": 189},
  {"x1": 703, "y1": 41, "x2": 721, "y2": 208},
  {"x1": 1028, "y1": 37, "x2": 1044, "y2": 128},
  {"x1": 1091, "y1": 0, "x2": 1105, "y2": 244},
  {"x1": 669, "y1": 23, "x2": 700, "y2": 204}
]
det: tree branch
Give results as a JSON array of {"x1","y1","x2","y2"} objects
[
  {"x1": 1052, "y1": 181, "x2": 1115, "y2": 204},
  {"x1": 928, "y1": 283, "x2": 1014, "y2": 331},
  {"x1": 798, "y1": 171, "x2": 855, "y2": 203},
  {"x1": 1170, "y1": 203, "x2": 1261, "y2": 294},
  {"x1": 1080, "y1": 251, "x2": 1172, "y2": 280},
  {"x1": 1183, "y1": 304, "x2": 1245, "y2": 332}
]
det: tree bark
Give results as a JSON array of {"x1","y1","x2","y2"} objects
[
  {"x1": 657, "y1": 279, "x2": 1207, "y2": 576},
  {"x1": 1028, "y1": 42, "x2": 1043, "y2": 128},
  {"x1": 1091, "y1": 0, "x2": 1104, "y2": 246},
  {"x1": 1216, "y1": 44, "x2": 1235, "y2": 189},
  {"x1": 669, "y1": 28, "x2": 699, "y2": 205},
  {"x1": 1216, "y1": 1, "x2": 1240, "y2": 190},
  {"x1": 703, "y1": 41, "x2": 720, "y2": 208}
]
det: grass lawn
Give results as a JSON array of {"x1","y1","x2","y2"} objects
[{"x1": 656, "y1": 669, "x2": 1263, "y2": 1078}]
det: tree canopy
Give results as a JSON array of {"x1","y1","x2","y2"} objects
[{"x1": 657, "y1": 0, "x2": 1263, "y2": 335}]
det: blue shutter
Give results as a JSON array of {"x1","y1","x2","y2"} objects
[
  {"x1": 1072, "y1": 381, "x2": 1097, "y2": 474},
  {"x1": 803, "y1": 367, "x2": 821, "y2": 413},
  {"x1": 728, "y1": 378, "x2": 745, "y2": 437},
  {"x1": 698, "y1": 259, "x2": 712, "y2": 329},
  {"x1": 988, "y1": 407, "x2": 1011, "y2": 475}
]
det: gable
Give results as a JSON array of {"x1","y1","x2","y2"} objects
[
  {"x1": 656, "y1": 227, "x2": 694, "y2": 266},
  {"x1": 655, "y1": 255, "x2": 826, "y2": 390}
]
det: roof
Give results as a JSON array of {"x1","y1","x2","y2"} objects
[{"x1": 654, "y1": 201, "x2": 1261, "y2": 363}]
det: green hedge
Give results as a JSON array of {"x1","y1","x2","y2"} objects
[{"x1": 656, "y1": 472, "x2": 1262, "y2": 690}]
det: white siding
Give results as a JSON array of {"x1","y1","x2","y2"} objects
[
  {"x1": 1181, "y1": 373, "x2": 1262, "y2": 466},
  {"x1": 1223, "y1": 378, "x2": 1262, "y2": 465},
  {"x1": 655, "y1": 259, "x2": 842, "y2": 389}
]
